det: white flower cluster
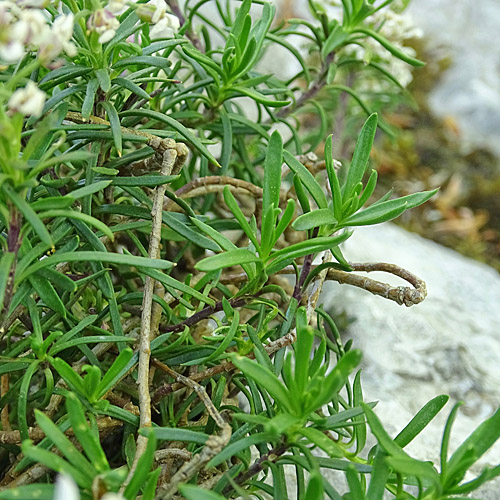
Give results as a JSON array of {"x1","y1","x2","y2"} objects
[
  {"x1": 87, "y1": 0, "x2": 180, "y2": 44},
  {"x1": 54, "y1": 474, "x2": 126, "y2": 500},
  {"x1": 0, "y1": 0, "x2": 75, "y2": 63},
  {"x1": 354, "y1": 8, "x2": 423, "y2": 89},
  {"x1": 136, "y1": 0, "x2": 180, "y2": 40},
  {"x1": 8, "y1": 80, "x2": 45, "y2": 116}
]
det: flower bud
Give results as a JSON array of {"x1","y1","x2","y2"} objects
[
  {"x1": 87, "y1": 8, "x2": 119, "y2": 44},
  {"x1": 8, "y1": 81, "x2": 46, "y2": 117}
]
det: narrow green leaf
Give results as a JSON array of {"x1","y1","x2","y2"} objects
[
  {"x1": 395, "y1": 395, "x2": 449, "y2": 448},
  {"x1": 29, "y1": 274, "x2": 66, "y2": 317},
  {"x1": 21, "y1": 441, "x2": 91, "y2": 488},
  {"x1": 292, "y1": 208, "x2": 337, "y2": 231},
  {"x1": 95, "y1": 68, "x2": 111, "y2": 92},
  {"x1": 385, "y1": 455, "x2": 441, "y2": 486},
  {"x1": 268, "y1": 233, "x2": 351, "y2": 270},
  {"x1": 440, "y1": 402, "x2": 463, "y2": 481},
  {"x1": 101, "y1": 101, "x2": 122, "y2": 155},
  {"x1": 230, "y1": 354, "x2": 293, "y2": 412},
  {"x1": 184, "y1": 310, "x2": 240, "y2": 365},
  {"x1": 355, "y1": 27, "x2": 425, "y2": 66},
  {"x1": 0, "y1": 484, "x2": 54, "y2": 500},
  {"x1": 139, "y1": 267, "x2": 215, "y2": 306},
  {"x1": 49, "y1": 315, "x2": 98, "y2": 351},
  {"x1": 140, "y1": 427, "x2": 209, "y2": 445},
  {"x1": 109, "y1": 175, "x2": 178, "y2": 186},
  {"x1": 124, "y1": 434, "x2": 157, "y2": 500},
  {"x1": 362, "y1": 403, "x2": 408, "y2": 457},
  {"x1": 346, "y1": 465, "x2": 366, "y2": 500},
  {"x1": 322, "y1": 23, "x2": 349, "y2": 57},
  {"x1": 142, "y1": 468, "x2": 161, "y2": 500},
  {"x1": 18, "y1": 361, "x2": 40, "y2": 441},
  {"x1": 162, "y1": 212, "x2": 220, "y2": 252},
  {"x1": 112, "y1": 77, "x2": 150, "y2": 100},
  {"x1": 195, "y1": 248, "x2": 260, "y2": 272},
  {"x1": 82, "y1": 78, "x2": 99, "y2": 120},
  {"x1": 302, "y1": 467, "x2": 323, "y2": 500},
  {"x1": 366, "y1": 448, "x2": 390, "y2": 500},
  {"x1": 179, "y1": 484, "x2": 226, "y2": 500},
  {"x1": 49, "y1": 336, "x2": 131, "y2": 356},
  {"x1": 0, "y1": 252, "x2": 15, "y2": 311},
  {"x1": 447, "y1": 405, "x2": 500, "y2": 484},
  {"x1": 2, "y1": 184, "x2": 52, "y2": 246},
  {"x1": 34, "y1": 410, "x2": 94, "y2": 478},
  {"x1": 299, "y1": 427, "x2": 345, "y2": 458},
  {"x1": 120, "y1": 109, "x2": 221, "y2": 167},
  {"x1": 325, "y1": 135, "x2": 343, "y2": 220},
  {"x1": 309, "y1": 349, "x2": 362, "y2": 411},
  {"x1": 66, "y1": 393, "x2": 109, "y2": 472},
  {"x1": 223, "y1": 186, "x2": 260, "y2": 250},
  {"x1": 344, "y1": 113, "x2": 378, "y2": 201},
  {"x1": 341, "y1": 189, "x2": 437, "y2": 227},
  {"x1": 207, "y1": 432, "x2": 277, "y2": 468},
  {"x1": 51, "y1": 358, "x2": 85, "y2": 395},
  {"x1": 353, "y1": 370, "x2": 366, "y2": 453},
  {"x1": 230, "y1": 86, "x2": 290, "y2": 107},
  {"x1": 18, "y1": 251, "x2": 173, "y2": 282},
  {"x1": 70, "y1": 180, "x2": 112, "y2": 199},
  {"x1": 30, "y1": 196, "x2": 75, "y2": 211},
  {"x1": 97, "y1": 347, "x2": 134, "y2": 399},
  {"x1": 358, "y1": 169, "x2": 378, "y2": 208},
  {"x1": 294, "y1": 307, "x2": 314, "y2": 394},
  {"x1": 263, "y1": 131, "x2": 283, "y2": 214},
  {"x1": 274, "y1": 199, "x2": 296, "y2": 239},
  {"x1": 37, "y1": 209, "x2": 114, "y2": 241},
  {"x1": 284, "y1": 150, "x2": 328, "y2": 209}
]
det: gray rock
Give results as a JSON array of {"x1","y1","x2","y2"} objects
[
  {"x1": 407, "y1": 0, "x2": 500, "y2": 157},
  {"x1": 320, "y1": 223, "x2": 500, "y2": 497}
]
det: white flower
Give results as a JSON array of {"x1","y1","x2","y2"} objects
[
  {"x1": 137, "y1": 0, "x2": 166, "y2": 24},
  {"x1": 0, "y1": 3, "x2": 25, "y2": 62},
  {"x1": 101, "y1": 494, "x2": 126, "y2": 500},
  {"x1": 107, "y1": 0, "x2": 128, "y2": 14},
  {"x1": 150, "y1": 12, "x2": 179, "y2": 39},
  {"x1": 20, "y1": 8, "x2": 50, "y2": 47},
  {"x1": 51, "y1": 14, "x2": 76, "y2": 56},
  {"x1": 8, "y1": 81, "x2": 46, "y2": 117},
  {"x1": 0, "y1": 3, "x2": 74, "y2": 64},
  {"x1": 53, "y1": 474, "x2": 80, "y2": 500},
  {"x1": 87, "y1": 8, "x2": 120, "y2": 44}
]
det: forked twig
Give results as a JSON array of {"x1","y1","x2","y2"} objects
[
  {"x1": 329, "y1": 262, "x2": 427, "y2": 306},
  {"x1": 152, "y1": 359, "x2": 231, "y2": 500},
  {"x1": 220, "y1": 261, "x2": 427, "y2": 307},
  {"x1": 120, "y1": 140, "x2": 189, "y2": 492}
]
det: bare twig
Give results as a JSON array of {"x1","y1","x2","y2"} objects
[
  {"x1": 277, "y1": 51, "x2": 336, "y2": 119},
  {"x1": 152, "y1": 360, "x2": 231, "y2": 500},
  {"x1": 1, "y1": 374, "x2": 10, "y2": 431},
  {"x1": 223, "y1": 443, "x2": 289, "y2": 495},
  {"x1": 121, "y1": 140, "x2": 189, "y2": 492},
  {"x1": 159, "y1": 297, "x2": 248, "y2": 334},
  {"x1": 218, "y1": 261, "x2": 427, "y2": 307},
  {"x1": 155, "y1": 448, "x2": 192, "y2": 463},
  {"x1": 329, "y1": 262, "x2": 427, "y2": 306}
]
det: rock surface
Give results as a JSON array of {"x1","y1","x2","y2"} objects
[
  {"x1": 320, "y1": 223, "x2": 500, "y2": 498},
  {"x1": 407, "y1": 0, "x2": 500, "y2": 157}
]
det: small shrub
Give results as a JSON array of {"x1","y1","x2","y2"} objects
[{"x1": 0, "y1": 1, "x2": 498, "y2": 499}]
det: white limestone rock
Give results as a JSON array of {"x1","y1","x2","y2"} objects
[
  {"x1": 407, "y1": 0, "x2": 500, "y2": 157},
  {"x1": 319, "y1": 223, "x2": 500, "y2": 498}
]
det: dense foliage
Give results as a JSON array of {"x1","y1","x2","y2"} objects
[{"x1": 0, "y1": 0, "x2": 499, "y2": 499}]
